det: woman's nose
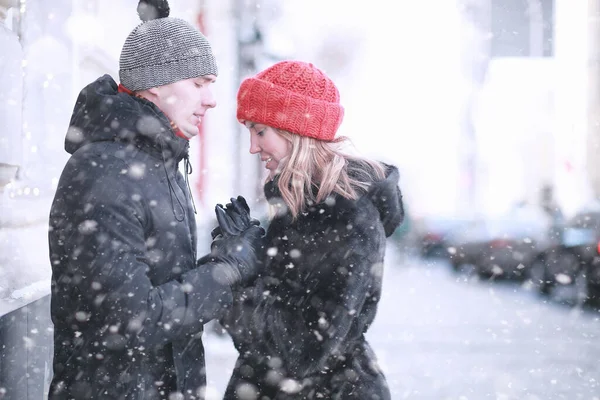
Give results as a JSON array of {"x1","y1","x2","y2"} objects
[{"x1": 249, "y1": 136, "x2": 260, "y2": 154}]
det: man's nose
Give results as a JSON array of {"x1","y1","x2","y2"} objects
[{"x1": 202, "y1": 88, "x2": 217, "y2": 109}]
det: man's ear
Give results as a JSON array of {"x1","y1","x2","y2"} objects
[
  {"x1": 137, "y1": 87, "x2": 160, "y2": 103},
  {"x1": 146, "y1": 87, "x2": 160, "y2": 96}
]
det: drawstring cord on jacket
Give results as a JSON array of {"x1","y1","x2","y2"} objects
[
  {"x1": 159, "y1": 137, "x2": 187, "y2": 222},
  {"x1": 183, "y1": 154, "x2": 197, "y2": 215},
  {"x1": 162, "y1": 158, "x2": 186, "y2": 222}
]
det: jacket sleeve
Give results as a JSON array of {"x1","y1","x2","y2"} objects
[
  {"x1": 261, "y1": 220, "x2": 383, "y2": 378},
  {"x1": 50, "y1": 158, "x2": 233, "y2": 350}
]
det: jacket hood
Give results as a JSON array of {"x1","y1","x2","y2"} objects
[
  {"x1": 65, "y1": 74, "x2": 189, "y2": 162},
  {"x1": 264, "y1": 162, "x2": 404, "y2": 237},
  {"x1": 365, "y1": 164, "x2": 404, "y2": 237}
]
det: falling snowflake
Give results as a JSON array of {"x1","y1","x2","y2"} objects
[
  {"x1": 78, "y1": 219, "x2": 98, "y2": 234},
  {"x1": 128, "y1": 162, "x2": 146, "y2": 179},
  {"x1": 555, "y1": 273, "x2": 572, "y2": 285},
  {"x1": 235, "y1": 383, "x2": 259, "y2": 400},
  {"x1": 279, "y1": 378, "x2": 302, "y2": 394}
]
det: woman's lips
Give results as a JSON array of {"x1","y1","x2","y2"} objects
[{"x1": 264, "y1": 157, "x2": 277, "y2": 170}]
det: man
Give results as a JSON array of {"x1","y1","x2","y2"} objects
[{"x1": 48, "y1": 1, "x2": 263, "y2": 398}]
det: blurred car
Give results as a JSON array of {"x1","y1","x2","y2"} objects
[
  {"x1": 447, "y1": 205, "x2": 553, "y2": 280},
  {"x1": 527, "y1": 203, "x2": 600, "y2": 305},
  {"x1": 413, "y1": 216, "x2": 469, "y2": 258}
]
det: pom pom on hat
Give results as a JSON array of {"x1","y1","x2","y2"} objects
[{"x1": 137, "y1": 0, "x2": 170, "y2": 22}]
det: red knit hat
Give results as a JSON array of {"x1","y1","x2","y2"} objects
[{"x1": 236, "y1": 61, "x2": 344, "y2": 141}]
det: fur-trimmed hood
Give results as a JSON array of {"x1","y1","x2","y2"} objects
[
  {"x1": 264, "y1": 163, "x2": 404, "y2": 238},
  {"x1": 363, "y1": 164, "x2": 404, "y2": 237}
]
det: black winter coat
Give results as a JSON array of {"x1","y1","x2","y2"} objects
[
  {"x1": 48, "y1": 75, "x2": 233, "y2": 400},
  {"x1": 221, "y1": 165, "x2": 404, "y2": 399}
]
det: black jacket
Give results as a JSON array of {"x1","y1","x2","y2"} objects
[
  {"x1": 48, "y1": 75, "x2": 232, "y2": 400},
  {"x1": 222, "y1": 164, "x2": 404, "y2": 399}
]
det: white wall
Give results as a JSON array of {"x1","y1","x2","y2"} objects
[{"x1": 1, "y1": 0, "x2": 77, "y2": 313}]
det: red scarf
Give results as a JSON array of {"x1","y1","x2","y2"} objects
[{"x1": 117, "y1": 83, "x2": 188, "y2": 140}]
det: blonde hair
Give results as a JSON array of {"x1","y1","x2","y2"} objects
[{"x1": 272, "y1": 130, "x2": 386, "y2": 219}]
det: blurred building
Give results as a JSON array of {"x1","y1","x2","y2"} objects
[
  {"x1": 460, "y1": 0, "x2": 600, "y2": 218},
  {"x1": 585, "y1": 0, "x2": 600, "y2": 208},
  {"x1": 458, "y1": 0, "x2": 558, "y2": 217}
]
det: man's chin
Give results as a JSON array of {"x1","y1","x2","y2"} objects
[{"x1": 180, "y1": 127, "x2": 199, "y2": 139}]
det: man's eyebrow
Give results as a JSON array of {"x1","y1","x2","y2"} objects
[{"x1": 199, "y1": 76, "x2": 216, "y2": 83}]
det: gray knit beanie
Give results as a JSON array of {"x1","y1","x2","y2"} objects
[{"x1": 119, "y1": 0, "x2": 218, "y2": 92}]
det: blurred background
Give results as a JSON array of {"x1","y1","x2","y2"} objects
[{"x1": 1, "y1": 0, "x2": 600, "y2": 399}]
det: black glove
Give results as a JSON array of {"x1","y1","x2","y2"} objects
[
  {"x1": 210, "y1": 196, "x2": 260, "y2": 240},
  {"x1": 208, "y1": 196, "x2": 265, "y2": 285}
]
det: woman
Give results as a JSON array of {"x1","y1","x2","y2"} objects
[{"x1": 219, "y1": 60, "x2": 404, "y2": 399}]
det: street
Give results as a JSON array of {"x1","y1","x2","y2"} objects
[{"x1": 203, "y1": 246, "x2": 600, "y2": 400}]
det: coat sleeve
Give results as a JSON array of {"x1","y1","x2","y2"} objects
[
  {"x1": 261, "y1": 220, "x2": 383, "y2": 379},
  {"x1": 50, "y1": 158, "x2": 233, "y2": 350}
]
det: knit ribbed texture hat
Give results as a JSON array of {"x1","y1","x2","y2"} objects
[
  {"x1": 236, "y1": 61, "x2": 344, "y2": 141},
  {"x1": 119, "y1": 0, "x2": 218, "y2": 92}
]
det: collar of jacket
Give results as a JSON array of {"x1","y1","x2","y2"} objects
[
  {"x1": 65, "y1": 75, "x2": 189, "y2": 164},
  {"x1": 264, "y1": 162, "x2": 404, "y2": 237},
  {"x1": 117, "y1": 83, "x2": 189, "y2": 141}
]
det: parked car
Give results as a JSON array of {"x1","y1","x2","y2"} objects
[
  {"x1": 413, "y1": 216, "x2": 469, "y2": 258},
  {"x1": 447, "y1": 206, "x2": 553, "y2": 280},
  {"x1": 527, "y1": 203, "x2": 600, "y2": 305}
]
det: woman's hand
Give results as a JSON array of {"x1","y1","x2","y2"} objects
[
  {"x1": 210, "y1": 196, "x2": 260, "y2": 240},
  {"x1": 209, "y1": 196, "x2": 265, "y2": 285}
]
